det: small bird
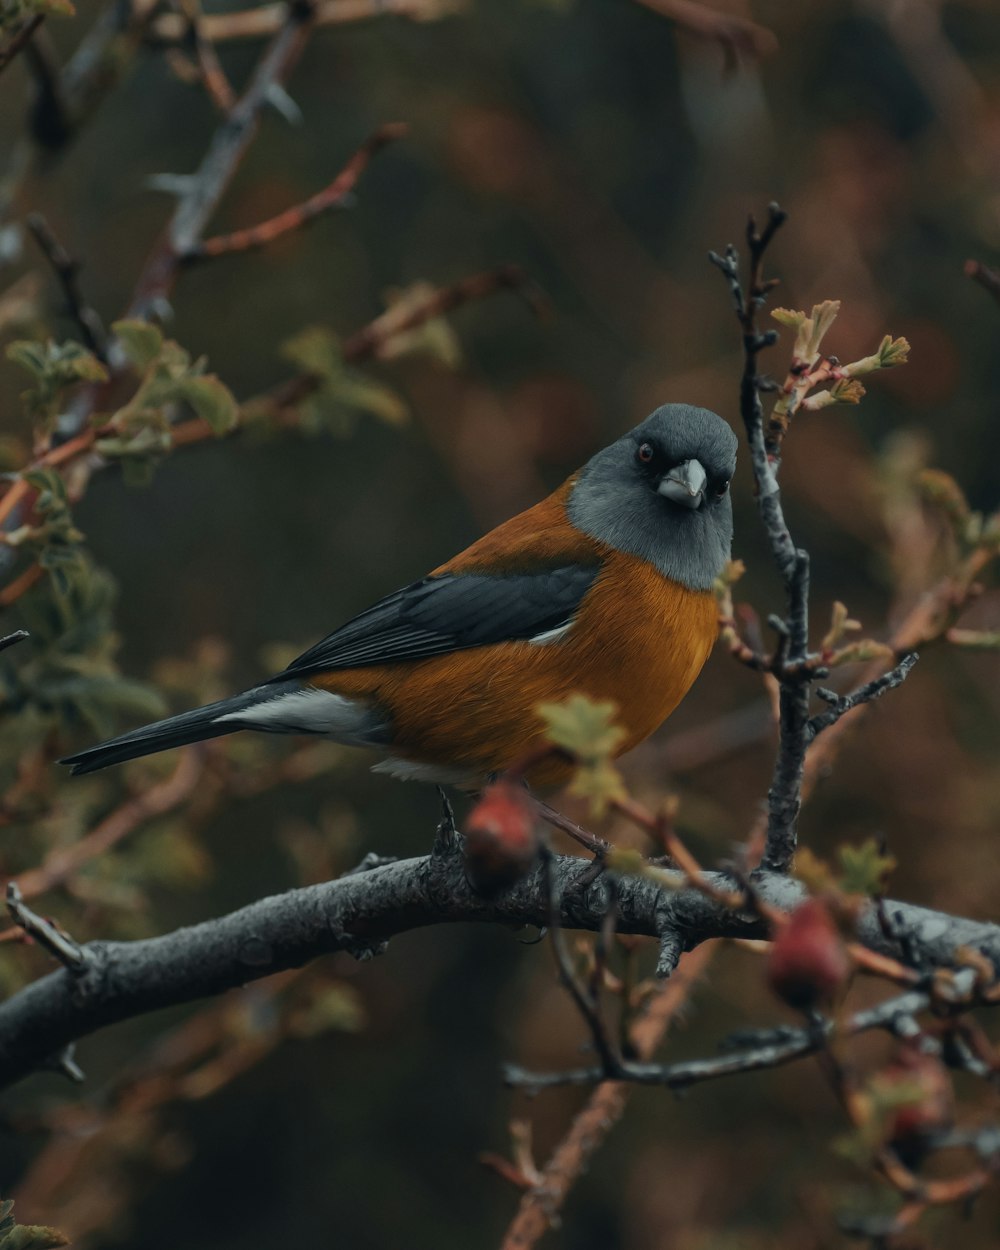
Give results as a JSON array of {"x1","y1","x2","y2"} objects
[{"x1": 61, "y1": 404, "x2": 738, "y2": 788}]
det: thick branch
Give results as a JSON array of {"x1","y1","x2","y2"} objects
[{"x1": 0, "y1": 846, "x2": 997, "y2": 1092}]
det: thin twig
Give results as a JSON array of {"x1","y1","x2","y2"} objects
[
  {"x1": 499, "y1": 945, "x2": 716, "y2": 1250},
  {"x1": 181, "y1": 122, "x2": 407, "y2": 261},
  {"x1": 12, "y1": 748, "x2": 204, "y2": 900},
  {"x1": 807, "y1": 653, "x2": 919, "y2": 743},
  {"x1": 0, "y1": 13, "x2": 44, "y2": 76},
  {"x1": 965, "y1": 259, "x2": 1000, "y2": 309},
  {"x1": 126, "y1": 0, "x2": 317, "y2": 321},
  {"x1": 541, "y1": 848, "x2": 620, "y2": 1076},
  {"x1": 148, "y1": 0, "x2": 458, "y2": 45},
  {"x1": 6, "y1": 882, "x2": 88, "y2": 971},
  {"x1": 504, "y1": 985, "x2": 963, "y2": 1094},
  {"x1": 632, "y1": 0, "x2": 777, "y2": 71},
  {"x1": 174, "y1": 0, "x2": 237, "y2": 112},
  {"x1": 25, "y1": 212, "x2": 108, "y2": 359},
  {"x1": 0, "y1": 629, "x2": 29, "y2": 654}
]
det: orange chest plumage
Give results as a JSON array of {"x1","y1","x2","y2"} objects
[{"x1": 313, "y1": 484, "x2": 718, "y2": 785}]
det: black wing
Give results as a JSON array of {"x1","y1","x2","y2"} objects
[{"x1": 277, "y1": 564, "x2": 601, "y2": 679}]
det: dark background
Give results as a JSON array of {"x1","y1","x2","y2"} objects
[{"x1": 1, "y1": 1, "x2": 1000, "y2": 1246}]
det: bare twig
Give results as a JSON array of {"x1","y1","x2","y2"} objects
[
  {"x1": 11, "y1": 748, "x2": 204, "y2": 901},
  {"x1": 807, "y1": 653, "x2": 919, "y2": 743},
  {"x1": 6, "y1": 882, "x2": 88, "y2": 972},
  {"x1": 173, "y1": 0, "x2": 237, "y2": 112},
  {"x1": 148, "y1": 0, "x2": 460, "y2": 46},
  {"x1": 126, "y1": 1, "x2": 317, "y2": 321},
  {"x1": 632, "y1": 0, "x2": 777, "y2": 71},
  {"x1": 0, "y1": 629, "x2": 29, "y2": 654},
  {"x1": 181, "y1": 122, "x2": 408, "y2": 262},
  {"x1": 499, "y1": 944, "x2": 716, "y2": 1250},
  {"x1": 541, "y1": 848, "x2": 620, "y2": 1075},
  {"x1": 966, "y1": 258, "x2": 1000, "y2": 308},
  {"x1": 504, "y1": 981, "x2": 976, "y2": 1094},
  {"x1": 339, "y1": 264, "x2": 550, "y2": 360},
  {"x1": 0, "y1": 13, "x2": 44, "y2": 77},
  {"x1": 25, "y1": 212, "x2": 108, "y2": 359}
]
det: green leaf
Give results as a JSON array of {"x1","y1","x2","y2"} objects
[
  {"x1": 537, "y1": 694, "x2": 626, "y2": 760},
  {"x1": 0, "y1": 1224, "x2": 70, "y2": 1250},
  {"x1": 0, "y1": 1199, "x2": 67, "y2": 1250},
  {"x1": 567, "y1": 756, "x2": 627, "y2": 816},
  {"x1": 5, "y1": 338, "x2": 107, "y2": 431},
  {"x1": 281, "y1": 326, "x2": 343, "y2": 380},
  {"x1": 837, "y1": 838, "x2": 897, "y2": 897},
  {"x1": 179, "y1": 375, "x2": 238, "y2": 435},
  {"x1": 329, "y1": 375, "x2": 408, "y2": 427},
  {"x1": 111, "y1": 319, "x2": 164, "y2": 370},
  {"x1": 287, "y1": 982, "x2": 366, "y2": 1038}
]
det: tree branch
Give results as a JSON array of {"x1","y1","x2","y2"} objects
[
  {"x1": 127, "y1": 0, "x2": 317, "y2": 321},
  {"x1": 0, "y1": 13, "x2": 44, "y2": 77},
  {"x1": 180, "y1": 122, "x2": 408, "y2": 262},
  {"x1": 1, "y1": 844, "x2": 997, "y2": 1092}
]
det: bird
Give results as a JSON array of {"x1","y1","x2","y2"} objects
[{"x1": 61, "y1": 403, "x2": 738, "y2": 788}]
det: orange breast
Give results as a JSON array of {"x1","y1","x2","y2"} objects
[{"x1": 313, "y1": 536, "x2": 717, "y2": 787}]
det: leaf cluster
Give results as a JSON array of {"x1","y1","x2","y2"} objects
[{"x1": 277, "y1": 326, "x2": 409, "y2": 434}]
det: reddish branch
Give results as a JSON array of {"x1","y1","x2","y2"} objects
[
  {"x1": 12, "y1": 749, "x2": 204, "y2": 903},
  {"x1": 0, "y1": 13, "x2": 44, "y2": 76},
  {"x1": 633, "y1": 0, "x2": 777, "y2": 69},
  {"x1": 182, "y1": 122, "x2": 409, "y2": 262},
  {"x1": 341, "y1": 264, "x2": 549, "y2": 358},
  {"x1": 148, "y1": 0, "x2": 454, "y2": 45},
  {"x1": 965, "y1": 258, "x2": 1000, "y2": 308},
  {"x1": 499, "y1": 945, "x2": 716, "y2": 1250},
  {"x1": 126, "y1": 1, "x2": 317, "y2": 320}
]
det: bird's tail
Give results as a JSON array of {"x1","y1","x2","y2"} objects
[{"x1": 59, "y1": 684, "x2": 288, "y2": 776}]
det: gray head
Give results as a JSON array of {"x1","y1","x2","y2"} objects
[{"x1": 566, "y1": 404, "x2": 738, "y2": 591}]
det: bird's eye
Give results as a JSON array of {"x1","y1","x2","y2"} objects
[
  {"x1": 715, "y1": 478, "x2": 731, "y2": 497},
  {"x1": 637, "y1": 442, "x2": 655, "y2": 464}
]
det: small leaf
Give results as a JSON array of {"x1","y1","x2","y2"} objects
[
  {"x1": 0, "y1": 1223, "x2": 70, "y2": 1249},
  {"x1": 111, "y1": 319, "x2": 164, "y2": 369},
  {"x1": 537, "y1": 694, "x2": 626, "y2": 761},
  {"x1": 916, "y1": 468, "x2": 971, "y2": 540},
  {"x1": 793, "y1": 847, "x2": 834, "y2": 895},
  {"x1": 826, "y1": 638, "x2": 895, "y2": 667},
  {"x1": 837, "y1": 838, "x2": 897, "y2": 897},
  {"x1": 287, "y1": 982, "x2": 366, "y2": 1038},
  {"x1": 281, "y1": 326, "x2": 343, "y2": 380},
  {"x1": 604, "y1": 847, "x2": 648, "y2": 878},
  {"x1": 567, "y1": 755, "x2": 627, "y2": 816},
  {"x1": 947, "y1": 628, "x2": 1000, "y2": 651},
  {"x1": 329, "y1": 375, "x2": 408, "y2": 427},
  {"x1": 179, "y1": 375, "x2": 238, "y2": 434},
  {"x1": 821, "y1": 601, "x2": 861, "y2": 652}
]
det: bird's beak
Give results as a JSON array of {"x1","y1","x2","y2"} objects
[{"x1": 657, "y1": 458, "x2": 707, "y2": 509}]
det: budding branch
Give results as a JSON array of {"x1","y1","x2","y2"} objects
[{"x1": 0, "y1": 835, "x2": 998, "y2": 1092}]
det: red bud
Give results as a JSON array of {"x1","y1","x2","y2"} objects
[
  {"x1": 880, "y1": 1047, "x2": 954, "y2": 1161},
  {"x1": 767, "y1": 897, "x2": 851, "y2": 1010},
  {"x1": 463, "y1": 782, "x2": 540, "y2": 894}
]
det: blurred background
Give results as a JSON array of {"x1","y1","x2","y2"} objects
[{"x1": 0, "y1": 0, "x2": 999, "y2": 1246}]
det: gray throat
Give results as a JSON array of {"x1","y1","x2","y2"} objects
[{"x1": 566, "y1": 473, "x2": 733, "y2": 592}]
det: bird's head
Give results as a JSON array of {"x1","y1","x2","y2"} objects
[{"x1": 566, "y1": 404, "x2": 738, "y2": 591}]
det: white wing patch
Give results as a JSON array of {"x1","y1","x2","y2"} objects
[
  {"x1": 527, "y1": 621, "x2": 573, "y2": 645},
  {"x1": 372, "y1": 756, "x2": 475, "y2": 785},
  {"x1": 213, "y1": 686, "x2": 380, "y2": 744}
]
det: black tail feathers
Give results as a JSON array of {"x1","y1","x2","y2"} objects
[{"x1": 59, "y1": 687, "x2": 275, "y2": 775}]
